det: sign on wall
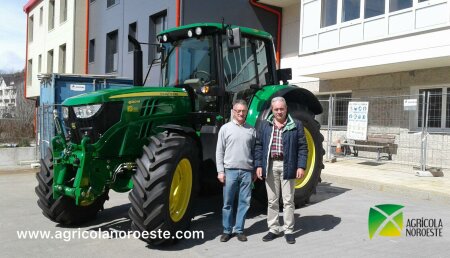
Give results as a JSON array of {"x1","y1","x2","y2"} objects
[{"x1": 347, "y1": 101, "x2": 369, "y2": 140}]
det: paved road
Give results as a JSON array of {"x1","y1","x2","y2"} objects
[{"x1": 1, "y1": 170, "x2": 449, "y2": 257}]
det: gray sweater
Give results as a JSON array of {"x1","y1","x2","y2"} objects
[{"x1": 216, "y1": 120, "x2": 255, "y2": 173}]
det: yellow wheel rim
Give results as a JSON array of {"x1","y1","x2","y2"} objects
[
  {"x1": 169, "y1": 158, "x2": 192, "y2": 222},
  {"x1": 295, "y1": 128, "x2": 315, "y2": 189}
]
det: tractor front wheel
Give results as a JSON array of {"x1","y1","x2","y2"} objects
[
  {"x1": 35, "y1": 151, "x2": 109, "y2": 225},
  {"x1": 128, "y1": 131, "x2": 199, "y2": 245}
]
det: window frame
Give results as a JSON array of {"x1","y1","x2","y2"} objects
[
  {"x1": 316, "y1": 92, "x2": 353, "y2": 128},
  {"x1": 411, "y1": 85, "x2": 450, "y2": 132},
  {"x1": 149, "y1": 10, "x2": 167, "y2": 65},
  {"x1": 89, "y1": 39, "x2": 95, "y2": 63},
  {"x1": 105, "y1": 29, "x2": 119, "y2": 73},
  {"x1": 128, "y1": 22, "x2": 137, "y2": 52}
]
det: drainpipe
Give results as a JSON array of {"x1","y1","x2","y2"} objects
[{"x1": 249, "y1": 0, "x2": 282, "y2": 68}]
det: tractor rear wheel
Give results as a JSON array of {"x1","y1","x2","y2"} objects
[
  {"x1": 35, "y1": 150, "x2": 109, "y2": 225},
  {"x1": 128, "y1": 131, "x2": 199, "y2": 245},
  {"x1": 289, "y1": 110, "x2": 325, "y2": 207}
]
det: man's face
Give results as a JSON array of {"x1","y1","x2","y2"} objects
[
  {"x1": 271, "y1": 100, "x2": 287, "y2": 122},
  {"x1": 232, "y1": 103, "x2": 248, "y2": 124}
]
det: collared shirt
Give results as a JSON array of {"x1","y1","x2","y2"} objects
[{"x1": 270, "y1": 119, "x2": 287, "y2": 159}]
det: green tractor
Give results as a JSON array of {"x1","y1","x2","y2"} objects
[{"x1": 35, "y1": 23, "x2": 324, "y2": 244}]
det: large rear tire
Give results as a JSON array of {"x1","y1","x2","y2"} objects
[
  {"x1": 289, "y1": 110, "x2": 325, "y2": 207},
  {"x1": 128, "y1": 131, "x2": 199, "y2": 245},
  {"x1": 35, "y1": 150, "x2": 109, "y2": 225}
]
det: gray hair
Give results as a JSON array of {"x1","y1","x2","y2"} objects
[
  {"x1": 233, "y1": 99, "x2": 248, "y2": 108},
  {"x1": 271, "y1": 96, "x2": 287, "y2": 107}
]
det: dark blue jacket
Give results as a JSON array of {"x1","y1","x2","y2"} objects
[{"x1": 255, "y1": 114, "x2": 308, "y2": 180}]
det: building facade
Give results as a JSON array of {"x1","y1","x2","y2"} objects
[
  {"x1": 87, "y1": 0, "x2": 280, "y2": 85},
  {"x1": 261, "y1": 0, "x2": 450, "y2": 168},
  {"x1": 0, "y1": 76, "x2": 18, "y2": 117},
  {"x1": 24, "y1": 0, "x2": 87, "y2": 99}
]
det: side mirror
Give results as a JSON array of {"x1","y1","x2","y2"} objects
[
  {"x1": 227, "y1": 28, "x2": 241, "y2": 50},
  {"x1": 277, "y1": 68, "x2": 292, "y2": 85}
]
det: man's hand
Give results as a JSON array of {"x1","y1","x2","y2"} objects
[
  {"x1": 217, "y1": 172, "x2": 225, "y2": 184},
  {"x1": 296, "y1": 168, "x2": 305, "y2": 179},
  {"x1": 256, "y1": 167, "x2": 263, "y2": 180}
]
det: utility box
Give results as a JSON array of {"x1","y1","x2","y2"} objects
[{"x1": 38, "y1": 74, "x2": 133, "y2": 158}]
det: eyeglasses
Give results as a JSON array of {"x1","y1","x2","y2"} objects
[{"x1": 233, "y1": 109, "x2": 248, "y2": 114}]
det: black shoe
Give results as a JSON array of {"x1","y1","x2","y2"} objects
[
  {"x1": 236, "y1": 233, "x2": 247, "y2": 242},
  {"x1": 262, "y1": 232, "x2": 279, "y2": 242},
  {"x1": 285, "y1": 234, "x2": 296, "y2": 244},
  {"x1": 220, "y1": 233, "x2": 232, "y2": 242}
]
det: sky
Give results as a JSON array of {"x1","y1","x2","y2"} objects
[{"x1": 0, "y1": 0, "x2": 28, "y2": 73}]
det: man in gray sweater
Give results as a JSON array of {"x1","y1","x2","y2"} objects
[{"x1": 216, "y1": 99, "x2": 255, "y2": 242}]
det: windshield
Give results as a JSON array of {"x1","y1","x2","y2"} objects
[{"x1": 162, "y1": 36, "x2": 217, "y2": 87}]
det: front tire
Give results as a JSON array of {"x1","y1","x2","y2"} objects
[
  {"x1": 128, "y1": 131, "x2": 199, "y2": 245},
  {"x1": 35, "y1": 150, "x2": 109, "y2": 225}
]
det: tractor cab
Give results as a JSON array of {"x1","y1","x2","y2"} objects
[{"x1": 158, "y1": 23, "x2": 280, "y2": 127}]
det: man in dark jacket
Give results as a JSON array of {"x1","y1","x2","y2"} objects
[{"x1": 255, "y1": 96, "x2": 308, "y2": 244}]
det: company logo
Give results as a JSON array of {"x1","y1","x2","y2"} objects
[{"x1": 368, "y1": 204, "x2": 404, "y2": 239}]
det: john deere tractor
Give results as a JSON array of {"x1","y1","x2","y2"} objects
[{"x1": 35, "y1": 23, "x2": 324, "y2": 244}]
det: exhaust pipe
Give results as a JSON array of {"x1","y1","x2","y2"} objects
[{"x1": 128, "y1": 35, "x2": 143, "y2": 86}]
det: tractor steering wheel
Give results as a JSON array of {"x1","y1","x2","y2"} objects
[{"x1": 193, "y1": 70, "x2": 211, "y2": 84}]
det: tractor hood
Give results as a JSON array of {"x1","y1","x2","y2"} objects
[{"x1": 62, "y1": 86, "x2": 188, "y2": 106}]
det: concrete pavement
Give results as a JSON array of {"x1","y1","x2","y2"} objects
[
  {"x1": 1, "y1": 157, "x2": 449, "y2": 205},
  {"x1": 321, "y1": 157, "x2": 450, "y2": 204}
]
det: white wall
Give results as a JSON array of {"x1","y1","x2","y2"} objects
[
  {"x1": 283, "y1": 0, "x2": 450, "y2": 80},
  {"x1": 26, "y1": 0, "x2": 86, "y2": 98}
]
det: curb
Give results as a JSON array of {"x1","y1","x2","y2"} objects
[{"x1": 321, "y1": 173, "x2": 450, "y2": 204}]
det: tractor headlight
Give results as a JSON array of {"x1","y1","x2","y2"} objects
[
  {"x1": 62, "y1": 106, "x2": 69, "y2": 119},
  {"x1": 195, "y1": 27, "x2": 202, "y2": 36},
  {"x1": 73, "y1": 104, "x2": 102, "y2": 119}
]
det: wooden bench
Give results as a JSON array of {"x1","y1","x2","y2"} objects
[{"x1": 341, "y1": 134, "x2": 396, "y2": 161}]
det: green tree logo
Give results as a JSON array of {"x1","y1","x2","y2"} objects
[{"x1": 368, "y1": 204, "x2": 404, "y2": 239}]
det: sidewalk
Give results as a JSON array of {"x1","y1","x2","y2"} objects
[{"x1": 321, "y1": 157, "x2": 450, "y2": 203}]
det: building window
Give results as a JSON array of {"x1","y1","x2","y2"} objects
[
  {"x1": 128, "y1": 22, "x2": 137, "y2": 52},
  {"x1": 317, "y1": 93, "x2": 352, "y2": 126},
  {"x1": 106, "y1": 30, "x2": 118, "y2": 73},
  {"x1": 389, "y1": 0, "x2": 412, "y2": 12},
  {"x1": 59, "y1": 44, "x2": 66, "y2": 73},
  {"x1": 89, "y1": 39, "x2": 95, "y2": 63},
  {"x1": 447, "y1": 92, "x2": 450, "y2": 128},
  {"x1": 90, "y1": 0, "x2": 96, "y2": 3},
  {"x1": 27, "y1": 59, "x2": 32, "y2": 85},
  {"x1": 28, "y1": 15, "x2": 34, "y2": 42},
  {"x1": 48, "y1": 0, "x2": 55, "y2": 30},
  {"x1": 39, "y1": 7, "x2": 43, "y2": 26},
  {"x1": 342, "y1": 0, "x2": 360, "y2": 22},
  {"x1": 47, "y1": 49, "x2": 54, "y2": 73},
  {"x1": 60, "y1": 0, "x2": 67, "y2": 23},
  {"x1": 107, "y1": 0, "x2": 117, "y2": 8},
  {"x1": 149, "y1": 10, "x2": 167, "y2": 64},
  {"x1": 321, "y1": 0, "x2": 338, "y2": 28},
  {"x1": 38, "y1": 54, "x2": 42, "y2": 73},
  {"x1": 417, "y1": 88, "x2": 450, "y2": 129},
  {"x1": 364, "y1": 0, "x2": 385, "y2": 18}
]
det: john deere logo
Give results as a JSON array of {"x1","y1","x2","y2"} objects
[{"x1": 368, "y1": 204, "x2": 404, "y2": 239}]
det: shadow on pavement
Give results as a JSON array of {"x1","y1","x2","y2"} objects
[
  {"x1": 64, "y1": 181, "x2": 348, "y2": 249},
  {"x1": 309, "y1": 182, "x2": 351, "y2": 205}
]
